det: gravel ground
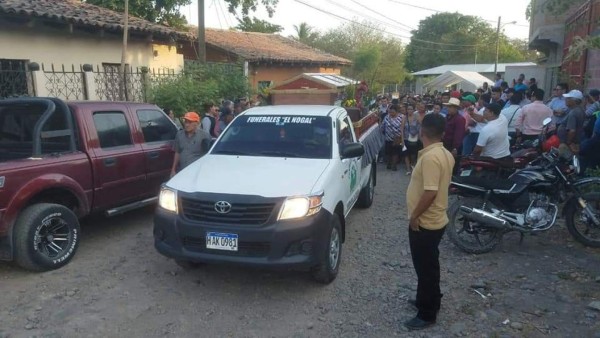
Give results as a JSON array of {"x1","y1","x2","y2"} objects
[{"x1": 1, "y1": 166, "x2": 600, "y2": 337}]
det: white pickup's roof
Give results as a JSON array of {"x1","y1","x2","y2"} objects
[{"x1": 242, "y1": 105, "x2": 342, "y2": 117}]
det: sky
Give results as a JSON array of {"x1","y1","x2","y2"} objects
[{"x1": 180, "y1": 0, "x2": 531, "y2": 43}]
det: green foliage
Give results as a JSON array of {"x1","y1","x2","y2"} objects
[
  {"x1": 307, "y1": 20, "x2": 408, "y2": 94},
  {"x1": 565, "y1": 35, "x2": 600, "y2": 61},
  {"x1": 587, "y1": 167, "x2": 600, "y2": 177},
  {"x1": 223, "y1": 0, "x2": 278, "y2": 18},
  {"x1": 85, "y1": 0, "x2": 191, "y2": 28},
  {"x1": 235, "y1": 16, "x2": 283, "y2": 33},
  {"x1": 353, "y1": 46, "x2": 381, "y2": 77},
  {"x1": 404, "y1": 12, "x2": 535, "y2": 71},
  {"x1": 147, "y1": 63, "x2": 249, "y2": 116}
]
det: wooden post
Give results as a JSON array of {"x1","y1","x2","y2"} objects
[
  {"x1": 197, "y1": 0, "x2": 206, "y2": 63},
  {"x1": 120, "y1": 0, "x2": 129, "y2": 100}
]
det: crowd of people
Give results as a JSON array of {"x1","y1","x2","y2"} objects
[
  {"x1": 165, "y1": 97, "x2": 254, "y2": 176},
  {"x1": 377, "y1": 73, "x2": 600, "y2": 173}
]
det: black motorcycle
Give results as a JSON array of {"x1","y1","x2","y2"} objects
[{"x1": 448, "y1": 149, "x2": 600, "y2": 253}]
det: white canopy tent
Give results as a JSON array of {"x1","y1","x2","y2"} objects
[{"x1": 422, "y1": 70, "x2": 493, "y2": 93}]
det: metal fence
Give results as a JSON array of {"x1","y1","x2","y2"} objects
[
  {"x1": 42, "y1": 64, "x2": 87, "y2": 100},
  {"x1": 0, "y1": 60, "x2": 34, "y2": 98},
  {"x1": 94, "y1": 66, "x2": 179, "y2": 102},
  {"x1": 2, "y1": 61, "x2": 240, "y2": 102}
]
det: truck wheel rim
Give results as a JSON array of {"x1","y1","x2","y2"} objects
[
  {"x1": 35, "y1": 217, "x2": 70, "y2": 258},
  {"x1": 329, "y1": 227, "x2": 340, "y2": 270}
]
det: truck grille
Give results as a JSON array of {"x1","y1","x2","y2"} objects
[
  {"x1": 182, "y1": 237, "x2": 271, "y2": 257},
  {"x1": 180, "y1": 197, "x2": 275, "y2": 225}
]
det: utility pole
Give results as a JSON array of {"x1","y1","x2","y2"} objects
[
  {"x1": 197, "y1": 0, "x2": 206, "y2": 63},
  {"x1": 120, "y1": 0, "x2": 129, "y2": 100},
  {"x1": 494, "y1": 16, "x2": 501, "y2": 75}
]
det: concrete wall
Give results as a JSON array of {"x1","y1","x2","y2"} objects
[
  {"x1": 249, "y1": 64, "x2": 325, "y2": 89},
  {"x1": 0, "y1": 24, "x2": 184, "y2": 72},
  {"x1": 586, "y1": 49, "x2": 600, "y2": 90}
]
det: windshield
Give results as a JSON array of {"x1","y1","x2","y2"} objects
[{"x1": 211, "y1": 115, "x2": 332, "y2": 159}]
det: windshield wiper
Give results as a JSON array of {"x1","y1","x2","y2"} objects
[
  {"x1": 212, "y1": 150, "x2": 251, "y2": 156},
  {"x1": 258, "y1": 151, "x2": 299, "y2": 158}
]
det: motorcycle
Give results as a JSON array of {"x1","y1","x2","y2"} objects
[
  {"x1": 458, "y1": 119, "x2": 560, "y2": 179},
  {"x1": 447, "y1": 148, "x2": 600, "y2": 253}
]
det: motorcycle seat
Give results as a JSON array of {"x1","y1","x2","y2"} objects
[
  {"x1": 452, "y1": 176, "x2": 526, "y2": 194},
  {"x1": 464, "y1": 156, "x2": 516, "y2": 169}
]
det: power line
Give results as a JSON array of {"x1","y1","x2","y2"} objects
[
  {"x1": 292, "y1": 0, "x2": 481, "y2": 47},
  {"x1": 385, "y1": 0, "x2": 530, "y2": 28},
  {"x1": 211, "y1": 0, "x2": 224, "y2": 29},
  {"x1": 348, "y1": 0, "x2": 415, "y2": 31},
  {"x1": 324, "y1": 0, "x2": 413, "y2": 34}
]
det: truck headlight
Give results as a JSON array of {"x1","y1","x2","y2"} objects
[
  {"x1": 278, "y1": 193, "x2": 323, "y2": 220},
  {"x1": 159, "y1": 187, "x2": 178, "y2": 213}
]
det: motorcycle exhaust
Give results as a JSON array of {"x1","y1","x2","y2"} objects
[{"x1": 459, "y1": 206, "x2": 509, "y2": 230}]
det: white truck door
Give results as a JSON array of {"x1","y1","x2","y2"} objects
[{"x1": 337, "y1": 113, "x2": 361, "y2": 212}]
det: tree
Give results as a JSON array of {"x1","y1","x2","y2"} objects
[
  {"x1": 404, "y1": 12, "x2": 535, "y2": 72},
  {"x1": 223, "y1": 0, "x2": 278, "y2": 18},
  {"x1": 85, "y1": 0, "x2": 191, "y2": 28},
  {"x1": 292, "y1": 22, "x2": 319, "y2": 44},
  {"x1": 235, "y1": 16, "x2": 282, "y2": 33},
  {"x1": 306, "y1": 21, "x2": 409, "y2": 95}
]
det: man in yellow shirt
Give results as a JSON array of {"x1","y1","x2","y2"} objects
[{"x1": 404, "y1": 113, "x2": 454, "y2": 330}]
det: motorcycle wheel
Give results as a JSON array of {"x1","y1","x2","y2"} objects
[
  {"x1": 447, "y1": 197, "x2": 503, "y2": 254},
  {"x1": 565, "y1": 193, "x2": 600, "y2": 248}
]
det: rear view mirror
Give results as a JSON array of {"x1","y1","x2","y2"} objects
[{"x1": 341, "y1": 142, "x2": 364, "y2": 159}]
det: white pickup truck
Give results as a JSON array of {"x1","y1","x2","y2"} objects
[{"x1": 153, "y1": 105, "x2": 383, "y2": 283}]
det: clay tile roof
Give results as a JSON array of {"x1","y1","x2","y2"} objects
[
  {"x1": 198, "y1": 28, "x2": 351, "y2": 65},
  {"x1": 0, "y1": 0, "x2": 193, "y2": 41}
]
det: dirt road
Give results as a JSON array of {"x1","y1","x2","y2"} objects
[{"x1": 1, "y1": 167, "x2": 600, "y2": 337}]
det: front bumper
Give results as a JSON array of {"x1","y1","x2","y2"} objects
[{"x1": 153, "y1": 204, "x2": 333, "y2": 270}]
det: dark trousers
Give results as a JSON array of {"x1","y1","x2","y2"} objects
[{"x1": 409, "y1": 225, "x2": 446, "y2": 321}]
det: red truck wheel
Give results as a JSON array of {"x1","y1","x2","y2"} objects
[{"x1": 14, "y1": 203, "x2": 80, "y2": 271}]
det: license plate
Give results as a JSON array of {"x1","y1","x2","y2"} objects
[
  {"x1": 206, "y1": 232, "x2": 238, "y2": 251},
  {"x1": 460, "y1": 169, "x2": 472, "y2": 177}
]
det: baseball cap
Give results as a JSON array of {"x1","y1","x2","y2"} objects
[
  {"x1": 450, "y1": 90, "x2": 461, "y2": 98},
  {"x1": 484, "y1": 102, "x2": 502, "y2": 115},
  {"x1": 563, "y1": 89, "x2": 584, "y2": 100},
  {"x1": 589, "y1": 89, "x2": 600, "y2": 97},
  {"x1": 443, "y1": 97, "x2": 461, "y2": 107},
  {"x1": 183, "y1": 112, "x2": 200, "y2": 122},
  {"x1": 461, "y1": 94, "x2": 477, "y2": 104}
]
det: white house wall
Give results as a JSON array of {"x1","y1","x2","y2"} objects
[{"x1": 0, "y1": 26, "x2": 184, "y2": 72}]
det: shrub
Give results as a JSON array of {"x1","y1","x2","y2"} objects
[{"x1": 147, "y1": 62, "x2": 249, "y2": 116}]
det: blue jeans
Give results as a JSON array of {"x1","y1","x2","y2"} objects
[{"x1": 462, "y1": 132, "x2": 479, "y2": 156}]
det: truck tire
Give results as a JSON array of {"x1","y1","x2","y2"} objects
[
  {"x1": 356, "y1": 166, "x2": 375, "y2": 208},
  {"x1": 311, "y1": 215, "x2": 342, "y2": 284},
  {"x1": 14, "y1": 203, "x2": 80, "y2": 271}
]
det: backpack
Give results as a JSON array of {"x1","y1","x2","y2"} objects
[
  {"x1": 203, "y1": 115, "x2": 218, "y2": 137},
  {"x1": 584, "y1": 111, "x2": 599, "y2": 139}
]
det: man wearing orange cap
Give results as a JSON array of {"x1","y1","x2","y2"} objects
[{"x1": 170, "y1": 112, "x2": 211, "y2": 177}]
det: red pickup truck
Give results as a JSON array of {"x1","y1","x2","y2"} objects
[{"x1": 0, "y1": 97, "x2": 176, "y2": 271}]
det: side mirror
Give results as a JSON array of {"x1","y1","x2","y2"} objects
[
  {"x1": 341, "y1": 142, "x2": 365, "y2": 159},
  {"x1": 542, "y1": 117, "x2": 552, "y2": 127}
]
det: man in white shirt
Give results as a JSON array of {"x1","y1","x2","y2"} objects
[{"x1": 473, "y1": 103, "x2": 511, "y2": 159}]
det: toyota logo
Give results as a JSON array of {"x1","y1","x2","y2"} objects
[{"x1": 214, "y1": 201, "x2": 232, "y2": 214}]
